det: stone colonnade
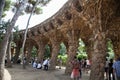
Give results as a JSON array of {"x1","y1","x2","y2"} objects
[{"x1": 14, "y1": 0, "x2": 120, "y2": 80}]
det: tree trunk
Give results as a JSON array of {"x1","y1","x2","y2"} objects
[
  {"x1": 81, "y1": 0, "x2": 115, "y2": 80},
  {"x1": 113, "y1": 42, "x2": 120, "y2": 59},
  {"x1": 0, "y1": 1, "x2": 26, "y2": 79},
  {"x1": 6, "y1": 36, "x2": 12, "y2": 68},
  {"x1": 21, "y1": 0, "x2": 39, "y2": 69},
  {"x1": 0, "y1": 0, "x2": 5, "y2": 80},
  {"x1": 0, "y1": 0, "x2": 5, "y2": 22}
]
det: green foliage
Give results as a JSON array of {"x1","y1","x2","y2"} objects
[
  {"x1": 59, "y1": 43, "x2": 67, "y2": 55},
  {"x1": 11, "y1": 41, "x2": 16, "y2": 48},
  {"x1": 0, "y1": 20, "x2": 10, "y2": 42},
  {"x1": 57, "y1": 40, "x2": 87, "y2": 65},
  {"x1": 58, "y1": 54, "x2": 67, "y2": 65},
  {"x1": 107, "y1": 40, "x2": 115, "y2": 59},
  {"x1": 28, "y1": 0, "x2": 51, "y2": 6},
  {"x1": 31, "y1": 46, "x2": 37, "y2": 57},
  {"x1": 44, "y1": 44, "x2": 51, "y2": 58},
  {"x1": 0, "y1": 20, "x2": 20, "y2": 42},
  {"x1": 34, "y1": 7, "x2": 42, "y2": 14},
  {"x1": 2, "y1": 0, "x2": 11, "y2": 17},
  {"x1": 77, "y1": 53, "x2": 87, "y2": 59},
  {"x1": 12, "y1": 0, "x2": 51, "y2": 15},
  {"x1": 28, "y1": 0, "x2": 37, "y2": 6},
  {"x1": 13, "y1": 26, "x2": 20, "y2": 40},
  {"x1": 4, "y1": 0, "x2": 11, "y2": 11},
  {"x1": 56, "y1": 43, "x2": 67, "y2": 65},
  {"x1": 77, "y1": 39, "x2": 87, "y2": 59},
  {"x1": 39, "y1": 0, "x2": 51, "y2": 6}
]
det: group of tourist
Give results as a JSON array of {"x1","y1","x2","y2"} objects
[
  {"x1": 105, "y1": 57, "x2": 120, "y2": 80},
  {"x1": 70, "y1": 56, "x2": 91, "y2": 80},
  {"x1": 70, "y1": 56, "x2": 120, "y2": 80},
  {"x1": 32, "y1": 58, "x2": 50, "y2": 71}
]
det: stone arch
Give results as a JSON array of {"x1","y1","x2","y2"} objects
[{"x1": 13, "y1": 0, "x2": 120, "y2": 79}]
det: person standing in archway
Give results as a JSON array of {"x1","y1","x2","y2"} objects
[
  {"x1": 105, "y1": 58, "x2": 109, "y2": 80},
  {"x1": 108, "y1": 59, "x2": 115, "y2": 80},
  {"x1": 112, "y1": 57, "x2": 120, "y2": 80},
  {"x1": 70, "y1": 56, "x2": 80, "y2": 80}
]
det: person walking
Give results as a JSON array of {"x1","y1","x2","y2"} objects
[
  {"x1": 70, "y1": 56, "x2": 80, "y2": 80},
  {"x1": 112, "y1": 57, "x2": 120, "y2": 80},
  {"x1": 78, "y1": 58, "x2": 82, "y2": 80},
  {"x1": 108, "y1": 59, "x2": 115, "y2": 80},
  {"x1": 105, "y1": 58, "x2": 109, "y2": 80}
]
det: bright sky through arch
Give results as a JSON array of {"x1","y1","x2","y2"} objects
[{"x1": 5, "y1": 0, "x2": 68, "y2": 30}]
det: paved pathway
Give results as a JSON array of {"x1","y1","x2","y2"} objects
[{"x1": 7, "y1": 65, "x2": 89, "y2": 80}]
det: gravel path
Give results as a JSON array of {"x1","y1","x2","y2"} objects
[{"x1": 6, "y1": 65, "x2": 89, "y2": 80}]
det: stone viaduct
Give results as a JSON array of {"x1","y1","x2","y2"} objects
[{"x1": 14, "y1": 0, "x2": 120, "y2": 78}]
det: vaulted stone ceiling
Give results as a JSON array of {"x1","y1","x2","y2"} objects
[{"x1": 17, "y1": 0, "x2": 120, "y2": 56}]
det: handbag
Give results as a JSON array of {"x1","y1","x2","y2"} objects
[{"x1": 71, "y1": 71, "x2": 74, "y2": 78}]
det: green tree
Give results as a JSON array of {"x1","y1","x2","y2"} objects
[
  {"x1": 59, "y1": 43, "x2": 67, "y2": 55},
  {"x1": 44, "y1": 44, "x2": 51, "y2": 58},
  {"x1": 0, "y1": 0, "x2": 5, "y2": 22},
  {"x1": 2, "y1": 0, "x2": 11, "y2": 17},
  {"x1": 0, "y1": 0, "x2": 51, "y2": 79},
  {"x1": 0, "y1": 0, "x2": 26, "y2": 79},
  {"x1": 0, "y1": 20, "x2": 10, "y2": 42},
  {"x1": 57, "y1": 43, "x2": 67, "y2": 65},
  {"x1": 20, "y1": 0, "x2": 51, "y2": 68},
  {"x1": 77, "y1": 39, "x2": 87, "y2": 59},
  {"x1": 31, "y1": 46, "x2": 37, "y2": 58},
  {"x1": 107, "y1": 40, "x2": 114, "y2": 59}
]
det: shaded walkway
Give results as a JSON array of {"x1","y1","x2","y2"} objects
[{"x1": 7, "y1": 65, "x2": 89, "y2": 80}]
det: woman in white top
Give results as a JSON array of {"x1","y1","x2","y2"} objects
[{"x1": 37, "y1": 62, "x2": 42, "y2": 69}]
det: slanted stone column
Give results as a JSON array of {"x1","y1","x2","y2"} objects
[
  {"x1": 113, "y1": 42, "x2": 120, "y2": 59},
  {"x1": 85, "y1": 41, "x2": 93, "y2": 60},
  {"x1": 89, "y1": 32, "x2": 107, "y2": 80},
  {"x1": 37, "y1": 39, "x2": 46, "y2": 62},
  {"x1": 81, "y1": 1, "x2": 115, "y2": 80},
  {"x1": 49, "y1": 41, "x2": 60, "y2": 70},
  {"x1": 65, "y1": 41, "x2": 79, "y2": 74},
  {"x1": 65, "y1": 30, "x2": 79, "y2": 74}
]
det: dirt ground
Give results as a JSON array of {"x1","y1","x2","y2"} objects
[{"x1": 6, "y1": 64, "x2": 89, "y2": 80}]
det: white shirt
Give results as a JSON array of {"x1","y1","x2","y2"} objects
[
  {"x1": 43, "y1": 59, "x2": 49, "y2": 65},
  {"x1": 37, "y1": 63, "x2": 42, "y2": 68},
  {"x1": 33, "y1": 62, "x2": 37, "y2": 68},
  {"x1": 105, "y1": 60, "x2": 109, "y2": 67}
]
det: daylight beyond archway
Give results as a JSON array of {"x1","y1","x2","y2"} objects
[{"x1": 0, "y1": 0, "x2": 120, "y2": 80}]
